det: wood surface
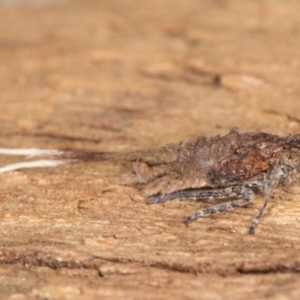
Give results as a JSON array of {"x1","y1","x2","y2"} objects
[{"x1": 0, "y1": 0, "x2": 300, "y2": 299}]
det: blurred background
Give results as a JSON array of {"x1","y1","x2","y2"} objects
[
  {"x1": 1, "y1": 0, "x2": 299, "y2": 153},
  {"x1": 0, "y1": 0, "x2": 66, "y2": 4}
]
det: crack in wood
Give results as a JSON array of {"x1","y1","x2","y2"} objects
[
  {"x1": 0, "y1": 248, "x2": 299, "y2": 276},
  {"x1": 260, "y1": 109, "x2": 300, "y2": 125},
  {"x1": 0, "y1": 132, "x2": 103, "y2": 143}
]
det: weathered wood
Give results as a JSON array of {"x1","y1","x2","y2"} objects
[{"x1": 0, "y1": 0, "x2": 300, "y2": 298}]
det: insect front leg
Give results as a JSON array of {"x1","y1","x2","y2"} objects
[
  {"x1": 147, "y1": 185, "x2": 246, "y2": 204},
  {"x1": 184, "y1": 186, "x2": 254, "y2": 225}
]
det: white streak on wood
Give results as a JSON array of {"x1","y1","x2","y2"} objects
[
  {"x1": 0, "y1": 160, "x2": 67, "y2": 174},
  {"x1": 0, "y1": 148, "x2": 61, "y2": 158}
]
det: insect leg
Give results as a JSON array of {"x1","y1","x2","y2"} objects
[
  {"x1": 184, "y1": 187, "x2": 254, "y2": 224},
  {"x1": 248, "y1": 177, "x2": 279, "y2": 234},
  {"x1": 147, "y1": 186, "x2": 245, "y2": 204},
  {"x1": 248, "y1": 194, "x2": 271, "y2": 234}
]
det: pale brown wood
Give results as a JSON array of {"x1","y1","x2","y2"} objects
[{"x1": 0, "y1": 0, "x2": 300, "y2": 299}]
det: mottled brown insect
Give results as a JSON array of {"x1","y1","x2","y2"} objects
[{"x1": 1, "y1": 127, "x2": 299, "y2": 234}]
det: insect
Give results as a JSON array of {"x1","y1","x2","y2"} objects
[{"x1": 0, "y1": 127, "x2": 299, "y2": 234}]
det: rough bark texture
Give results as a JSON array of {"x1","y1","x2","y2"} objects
[{"x1": 0, "y1": 0, "x2": 300, "y2": 299}]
